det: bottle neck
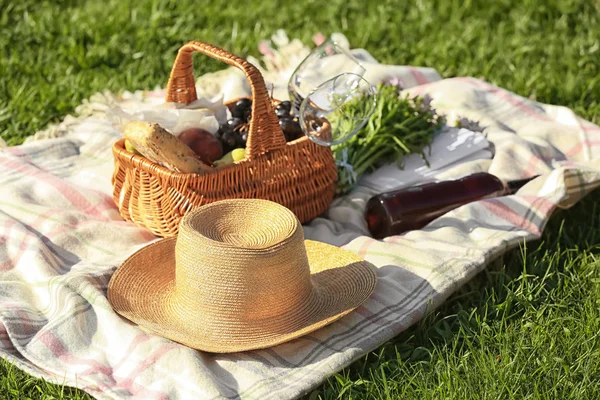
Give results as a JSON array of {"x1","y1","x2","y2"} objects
[{"x1": 504, "y1": 175, "x2": 540, "y2": 195}]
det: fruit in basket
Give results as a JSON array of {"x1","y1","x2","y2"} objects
[
  {"x1": 279, "y1": 117, "x2": 303, "y2": 142},
  {"x1": 224, "y1": 118, "x2": 245, "y2": 132},
  {"x1": 235, "y1": 98, "x2": 252, "y2": 109},
  {"x1": 238, "y1": 130, "x2": 248, "y2": 148},
  {"x1": 178, "y1": 128, "x2": 223, "y2": 164},
  {"x1": 275, "y1": 101, "x2": 292, "y2": 118},
  {"x1": 214, "y1": 148, "x2": 246, "y2": 167},
  {"x1": 231, "y1": 99, "x2": 252, "y2": 120},
  {"x1": 218, "y1": 116, "x2": 249, "y2": 153},
  {"x1": 220, "y1": 131, "x2": 240, "y2": 154},
  {"x1": 221, "y1": 99, "x2": 305, "y2": 148},
  {"x1": 231, "y1": 98, "x2": 252, "y2": 120},
  {"x1": 123, "y1": 121, "x2": 211, "y2": 173}
]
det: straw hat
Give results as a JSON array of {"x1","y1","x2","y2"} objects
[{"x1": 107, "y1": 199, "x2": 377, "y2": 353}]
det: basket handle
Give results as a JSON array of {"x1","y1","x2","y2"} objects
[{"x1": 165, "y1": 41, "x2": 286, "y2": 160}]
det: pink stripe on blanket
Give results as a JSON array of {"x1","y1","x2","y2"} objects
[
  {"x1": 521, "y1": 196, "x2": 557, "y2": 218},
  {"x1": 114, "y1": 343, "x2": 178, "y2": 400},
  {"x1": 521, "y1": 153, "x2": 544, "y2": 178},
  {"x1": 0, "y1": 158, "x2": 112, "y2": 221},
  {"x1": 0, "y1": 324, "x2": 14, "y2": 350},
  {"x1": 581, "y1": 123, "x2": 600, "y2": 132},
  {"x1": 38, "y1": 330, "x2": 115, "y2": 378},
  {"x1": 0, "y1": 209, "x2": 64, "y2": 272},
  {"x1": 3, "y1": 147, "x2": 33, "y2": 163},
  {"x1": 457, "y1": 78, "x2": 554, "y2": 122},
  {"x1": 0, "y1": 205, "x2": 154, "y2": 273},
  {"x1": 355, "y1": 238, "x2": 375, "y2": 259},
  {"x1": 407, "y1": 67, "x2": 431, "y2": 86},
  {"x1": 111, "y1": 333, "x2": 153, "y2": 371},
  {"x1": 0, "y1": 219, "x2": 15, "y2": 271},
  {"x1": 480, "y1": 198, "x2": 541, "y2": 236},
  {"x1": 2, "y1": 304, "x2": 41, "y2": 338},
  {"x1": 564, "y1": 140, "x2": 600, "y2": 158},
  {"x1": 39, "y1": 331, "x2": 172, "y2": 399}
]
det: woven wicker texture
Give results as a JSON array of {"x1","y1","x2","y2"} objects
[
  {"x1": 107, "y1": 199, "x2": 377, "y2": 353},
  {"x1": 111, "y1": 41, "x2": 338, "y2": 237}
]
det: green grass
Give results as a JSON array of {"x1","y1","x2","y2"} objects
[
  {"x1": 0, "y1": 361, "x2": 90, "y2": 400},
  {"x1": 1, "y1": 0, "x2": 600, "y2": 398}
]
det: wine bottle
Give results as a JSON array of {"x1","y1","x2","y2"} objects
[{"x1": 365, "y1": 172, "x2": 538, "y2": 239}]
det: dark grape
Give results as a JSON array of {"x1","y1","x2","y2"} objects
[
  {"x1": 275, "y1": 102, "x2": 291, "y2": 118},
  {"x1": 279, "y1": 117, "x2": 303, "y2": 142},
  {"x1": 225, "y1": 118, "x2": 244, "y2": 131},
  {"x1": 244, "y1": 108, "x2": 252, "y2": 121},
  {"x1": 218, "y1": 123, "x2": 232, "y2": 135},
  {"x1": 278, "y1": 101, "x2": 292, "y2": 112},
  {"x1": 231, "y1": 106, "x2": 246, "y2": 119},
  {"x1": 278, "y1": 117, "x2": 292, "y2": 129},
  {"x1": 237, "y1": 130, "x2": 248, "y2": 148},
  {"x1": 282, "y1": 132, "x2": 293, "y2": 142},
  {"x1": 221, "y1": 131, "x2": 239, "y2": 153},
  {"x1": 235, "y1": 98, "x2": 252, "y2": 110},
  {"x1": 275, "y1": 107, "x2": 290, "y2": 118}
]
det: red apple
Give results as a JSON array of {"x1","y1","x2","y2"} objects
[{"x1": 178, "y1": 128, "x2": 223, "y2": 165}]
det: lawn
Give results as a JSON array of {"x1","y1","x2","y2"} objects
[{"x1": 1, "y1": 0, "x2": 600, "y2": 398}]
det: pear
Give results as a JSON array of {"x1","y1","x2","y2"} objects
[{"x1": 214, "y1": 148, "x2": 246, "y2": 167}]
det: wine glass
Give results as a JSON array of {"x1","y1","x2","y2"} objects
[
  {"x1": 287, "y1": 38, "x2": 366, "y2": 112},
  {"x1": 299, "y1": 73, "x2": 377, "y2": 146}
]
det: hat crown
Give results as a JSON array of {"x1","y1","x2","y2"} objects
[{"x1": 173, "y1": 200, "x2": 313, "y2": 326}]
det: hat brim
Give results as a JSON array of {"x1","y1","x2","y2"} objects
[{"x1": 107, "y1": 238, "x2": 377, "y2": 353}]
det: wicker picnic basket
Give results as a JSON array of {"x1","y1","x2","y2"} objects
[{"x1": 111, "y1": 41, "x2": 338, "y2": 237}]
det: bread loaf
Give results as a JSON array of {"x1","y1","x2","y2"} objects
[{"x1": 124, "y1": 121, "x2": 210, "y2": 173}]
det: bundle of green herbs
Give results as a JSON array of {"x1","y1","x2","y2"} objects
[{"x1": 331, "y1": 84, "x2": 446, "y2": 195}]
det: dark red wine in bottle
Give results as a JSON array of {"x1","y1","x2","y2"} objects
[{"x1": 365, "y1": 172, "x2": 537, "y2": 239}]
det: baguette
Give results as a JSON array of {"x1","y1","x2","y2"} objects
[{"x1": 124, "y1": 121, "x2": 210, "y2": 173}]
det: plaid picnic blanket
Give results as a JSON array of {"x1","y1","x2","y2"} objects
[{"x1": 1, "y1": 60, "x2": 600, "y2": 399}]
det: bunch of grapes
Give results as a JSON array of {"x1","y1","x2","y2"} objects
[{"x1": 217, "y1": 99, "x2": 304, "y2": 153}]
